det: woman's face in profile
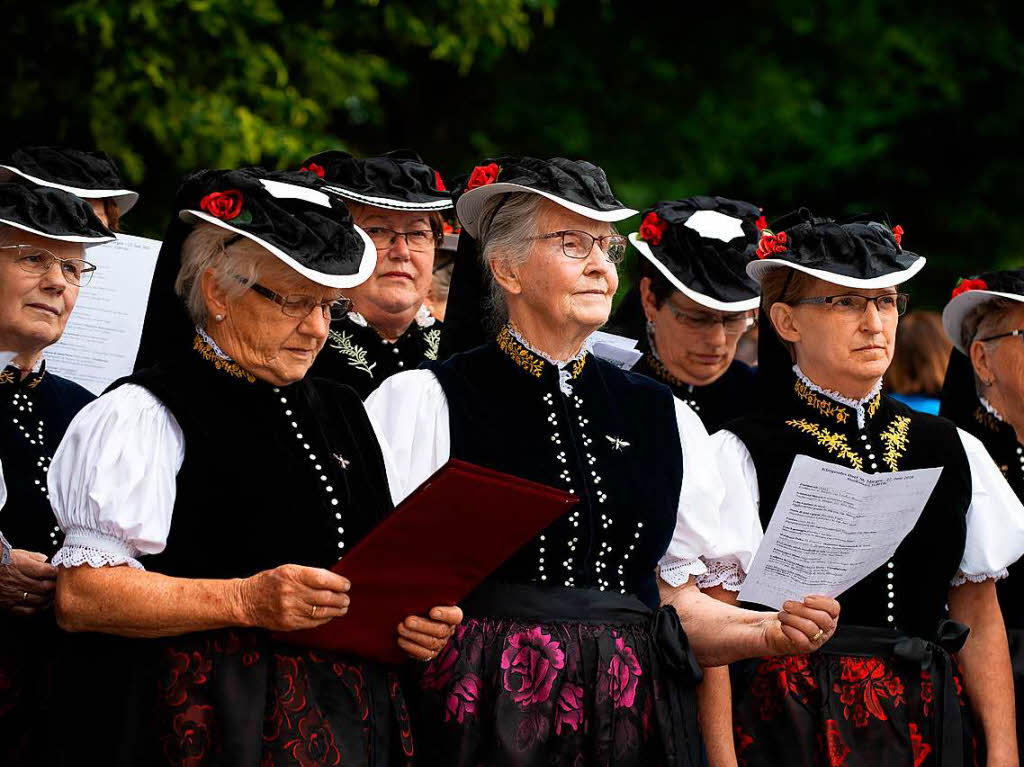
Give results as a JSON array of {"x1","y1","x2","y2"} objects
[{"x1": 973, "y1": 304, "x2": 1024, "y2": 424}]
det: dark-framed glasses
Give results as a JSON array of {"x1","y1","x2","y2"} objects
[
  {"x1": 239, "y1": 278, "x2": 352, "y2": 321},
  {"x1": 793, "y1": 293, "x2": 909, "y2": 317},
  {"x1": 979, "y1": 328, "x2": 1024, "y2": 345},
  {"x1": 667, "y1": 302, "x2": 755, "y2": 335},
  {"x1": 534, "y1": 230, "x2": 629, "y2": 264},
  {"x1": 363, "y1": 226, "x2": 439, "y2": 252},
  {"x1": 1, "y1": 245, "x2": 97, "y2": 287}
]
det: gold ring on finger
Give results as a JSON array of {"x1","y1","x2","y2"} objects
[
  {"x1": 812, "y1": 629, "x2": 825, "y2": 643},
  {"x1": 22, "y1": 591, "x2": 28, "y2": 603},
  {"x1": 310, "y1": 604, "x2": 318, "y2": 618}
]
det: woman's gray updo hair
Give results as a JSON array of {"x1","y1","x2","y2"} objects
[
  {"x1": 476, "y1": 192, "x2": 546, "y2": 329},
  {"x1": 174, "y1": 223, "x2": 269, "y2": 327}
]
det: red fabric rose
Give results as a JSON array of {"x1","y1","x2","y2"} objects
[
  {"x1": 755, "y1": 230, "x2": 788, "y2": 259},
  {"x1": 442, "y1": 221, "x2": 454, "y2": 234},
  {"x1": 755, "y1": 214, "x2": 768, "y2": 231},
  {"x1": 892, "y1": 224, "x2": 904, "y2": 247},
  {"x1": 467, "y1": 162, "x2": 499, "y2": 189},
  {"x1": 199, "y1": 189, "x2": 244, "y2": 220},
  {"x1": 952, "y1": 277, "x2": 988, "y2": 299},
  {"x1": 444, "y1": 673, "x2": 481, "y2": 724},
  {"x1": 434, "y1": 170, "x2": 446, "y2": 191},
  {"x1": 607, "y1": 634, "x2": 642, "y2": 709},
  {"x1": 554, "y1": 683, "x2": 585, "y2": 734},
  {"x1": 501, "y1": 626, "x2": 565, "y2": 706},
  {"x1": 300, "y1": 163, "x2": 325, "y2": 178},
  {"x1": 639, "y1": 212, "x2": 668, "y2": 245}
]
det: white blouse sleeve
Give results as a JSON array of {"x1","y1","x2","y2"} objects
[
  {"x1": 48, "y1": 384, "x2": 184, "y2": 570},
  {"x1": 364, "y1": 369, "x2": 450, "y2": 505},
  {"x1": 952, "y1": 427, "x2": 1024, "y2": 586}
]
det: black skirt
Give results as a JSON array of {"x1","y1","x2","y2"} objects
[{"x1": 410, "y1": 582, "x2": 703, "y2": 767}]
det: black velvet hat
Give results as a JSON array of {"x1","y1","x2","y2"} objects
[
  {"x1": 454, "y1": 156, "x2": 637, "y2": 239},
  {"x1": 300, "y1": 149, "x2": 452, "y2": 212},
  {"x1": 941, "y1": 268, "x2": 1024, "y2": 354},
  {"x1": 629, "y1": 196, "x2": 762, "y2": 312},
  {"x1": 0, "y1": 183, "x2": 114, "y2": 244},
  {"x1": 0, "y1": 146, "x2": 138, "y2": 214},
  {"x1": 746, "y1": 209, "x2": 923, "y2": 288}
]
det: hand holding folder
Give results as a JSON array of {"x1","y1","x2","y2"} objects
[{"x1": 276, "y1": 459, "x2": 577, "y2": 663}]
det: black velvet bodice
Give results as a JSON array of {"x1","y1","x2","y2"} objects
[
  {"x1": 726, "y1": 374, "x2": 972, "y2": 637},
  {"x1": 426, "y1": 326, "x2": 684, "y2": 609},
  {"x1": 117, "y1": 334, "x2": 394, "y2": 579},
  {"x1": 0, "y1": 363, "x2": 93, "y2": 555}
]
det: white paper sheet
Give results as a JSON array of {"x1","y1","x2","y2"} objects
[
  {"x1": 44, "y1": 234, "x2": 161, "y2": 395},
  {"x1": 738, "y1": 455, "x2": 942, "y2": 609},
  {"x1": 588, "y1": 330, "x2": 643, "y2": 370}
]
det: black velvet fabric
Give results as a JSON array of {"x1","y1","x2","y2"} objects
[
  {"x1": 303, "y1": 149, "x2": 451, "y2": 206},
  {"x1": 0, "y1": 182, "x2": 112, "y2": 240},
  {"x1": 637, "y1": 196, "x2": 762, "y2": 305},
  {"x1": 2, "y1": 146, "x2": 126, "y2": 192}
]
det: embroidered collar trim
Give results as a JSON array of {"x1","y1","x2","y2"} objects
[
  {"x1": 496, "y1": 323, "x2": 588, "y2": 393},
  {"x1": 193, "y1": 328, "x2": 256, "y2": 383},
  {"x1": 0, "y1": 359, "x2": 46, "y2": 390},
  {"x1": 979, "y1": 396, "x2": 1005, "y2": 423},
  {"x1": 793, "y1": 364, "x2": 882, "y2": 429}
]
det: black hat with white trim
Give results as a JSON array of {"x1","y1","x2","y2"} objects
[
  {"x1": 454, "y1": 156, "x2": 637, "y2": 239},
  {"x1": 629, "y1": 196, "x2": 762, "y2": 312},
  {"x1": 746, "y1": 208, "x2": 923, "y2": 288},
  {"x1": 0, "y1": 146, "x2": 139, "y2": 215},
  {"x1": 300, "y1": 149, "x2": 452, "y2": 212},
  {"x1": 0, "y1": 182, "x2": 114, "y2": 244},
  {"x1": 941, "y1": 269, "x2": 1024, "y2": 354}
]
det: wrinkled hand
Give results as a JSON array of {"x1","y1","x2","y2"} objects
[
  {"x1": 397, "y1": 605, "x2": 463, "y2": 662},
  {"x1": 763, "y1": 596, "x2": 840, "y2": 655},
  {"x1": 0, "y1": 550, "x2": 57, "y2": 615},
  {"x1": 238, "y1": 564, "x2": 351, "y2": 632}
]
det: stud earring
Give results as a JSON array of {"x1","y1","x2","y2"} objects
[{"x1": 214, "y1": 314, "x2": 224, "y2": 322}]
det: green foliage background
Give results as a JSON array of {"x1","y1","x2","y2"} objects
[{"x1": 3, "y1": 0, "x2": 1022, "y2": 307}]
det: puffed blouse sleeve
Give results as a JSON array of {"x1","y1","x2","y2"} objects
[
  {"x1": 952, "y1": 427, "x2": 1024, "y2": 586},
  {"x1": 364, "y1": 369, "x2": 451, "y2": 505},
  {"x1": 48, "y1": 384, "x2": 184, "y2": 570},
  {"x1": 658, "y1": 401, "x2": 764, "y2": 588}
]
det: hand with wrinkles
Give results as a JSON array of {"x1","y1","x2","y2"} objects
[
  {"x1": 397, "y1": 606, "x2": 464, "y2": 662},
  {"x1": 0, "y1": 549, "x2": 57, "y2": 615}
]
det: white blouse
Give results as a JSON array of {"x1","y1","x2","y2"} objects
[
  {"x1": 365, "y1": 368, "x2": 754, "y2": 588},
  {"x1": 711, "y1": 425, "x2": 1024, "y2": 589},
  {"x1": 47, "y1": 383, "x2": 406, "y2": 570}
]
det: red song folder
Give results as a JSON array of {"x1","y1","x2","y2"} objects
[{"x1": 275, "y1": 459, "x2": 578, "y2": 663}]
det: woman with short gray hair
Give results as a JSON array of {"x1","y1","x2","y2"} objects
[{"x1": 367, "y1": 156, "x2": 840, "y2": 767}]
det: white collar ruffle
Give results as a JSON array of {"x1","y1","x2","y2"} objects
[
  {"x1": 979, "y1": 395, "x2": 1006, "y2": 423},
  {"x1": 197, "y1": 326, "x2": 232, "y2": 361},
  {"x1": 793, "y1": 364, "x2": 883, "y2": 429}
]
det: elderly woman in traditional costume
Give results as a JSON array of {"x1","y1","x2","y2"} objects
[
  {"x1": 941, "y1": 268, "x2": 1024, "y2": 751},
  {"x1": 705, "y1": 211, "x2": 1024, "y2": 767},
  {"x1": 47, "y1": 168, "x2": 461, "y2": 766},
  {"x1": 299, "y1": 150, "x2": 451, "y2": 397},
  {"x1": 367, "y1": 156, "x2": 840, "y2": 767},
  {"x1": 0, "y1": 183, "x2": 113, "y2": 764}
]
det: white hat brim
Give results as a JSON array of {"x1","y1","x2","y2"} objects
[
  {"x1": 746, "y1": 256, "x2": 926, "y2": 289},
  {"x1": 179, "y1": 210, "x2": 377, "y2": 290},
  {"x1": 323, "y1": 185, "x2": 453, "y2": 212},
  {"x1": 0, "y1": 165, "x2": 139, "y2": 215},
  {"x1": 456, "y1": 182, "x2": 638, "y2": 239},
  {"x1": 628, "y1": 233, "x2": 760, "y2": 312},
  {"x1": 0, "y1": 216, "x2": 114, "y2": 245},
  {"x1": 942, "y1": 289, "x2": 1024, "y2": 354}
]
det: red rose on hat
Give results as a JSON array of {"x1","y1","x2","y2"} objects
[
  {"x1": 199, "y1": 190, "x2": 244, "y2": 221},
  {"x1": 892, "y1": 224, "x2": 904, "y2": 247},
  {"x1": 639, "y1": 212, "x2": 668, "y2": 245},
  {"x1": 755, "y1": 214, "x2": 768, "y2": 231},
  {"x1": 755, "y1": 230, "x2": 788, "y2": 259},
  {"x1": 467, "y1": 163, "x2": 499, "y2": 189},
  {"x1": 442, "y1": 222, "x2": 454, "y2": 234},
  {"x1": 952, "y1": 277, "x2": 988, "y2": 299},
  {"x1": 434, "y1": 170, "x2": 446, "y2": 191},
  {"x1": 300, "y1": 163, "x2": 325, "y2": 178}
]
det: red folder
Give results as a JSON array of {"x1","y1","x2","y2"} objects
[{"x1": 275, "y1": 459, "x2": 577, "y2": 663}]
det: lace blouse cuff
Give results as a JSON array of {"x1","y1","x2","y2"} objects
[
  {"x1": 658, "y1": 558, "x2": 707, "y2": 587},
  {"x1": 950, "y1": 568, "x2": 1008, "y2": 587},
  {"x1": 52, "y1": 527, "x2": 145, "y2": 570},
  {"x1": 695, "y1": 558, "x2": 745, "y2": 592}
]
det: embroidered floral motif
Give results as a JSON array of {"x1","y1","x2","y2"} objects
[
  {"x1": 909, "y1": 722, "x2": 931, "y2": 767},
  {"x1": 607, "y1": 634, "x2": 642, "y2": 708},
  {"x1": 878, "y1": 415, "x2": 910, "y2": 471},
  {"x1": 0, "y1": 369, "x2": 14, "y2": 385},
  {"x1": 327, "y1": 329, "x2": 375, "y2": 377},
  {"x1": 192, "y1": 334, "x2": 256, "y2": 383},
  {"x1": 794, "y1": 379, "x2": 850, "y2": 424},
  {"x1": 570, "y1": 354, "x2": 586, "y2": 379},
  {"x1": 501, "y1": 626, "x2": 565, "y2": 707},
  {"x1": 786, "y1": 419, "x2": 864, "y2": 470},
  {"x1": 866, "y1": 392, "x2": 881, "y2": 419},
  {"x1": 750, "y1": 654, "x2": 818, "y2": 720},
  {"x1": 819, "y1": 719, "x2": 850, "y2": 766},
  {"x1": 833, "y1": 656, "x2": 904, "y2": 727},
  {"x1": 497, "y1": 325, "x2": 545, "y2": 378},
  {"x1": 24, "y1": 375, "x2": 42, "y2": 389},
  {"x1": 423, "y1": 328, "x2": 441, "y2": 361}
]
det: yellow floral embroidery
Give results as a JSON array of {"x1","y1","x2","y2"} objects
[
  {"x1": 193, "y1": 335, "x2": 256, "y2": 383},
  {"x1": 793, "y1": 380, "x2": 850, "y2": 425},
  {"x1": 423, "y1": 328, "x2": 441, "y2": 361},
  {"x1": 497, "y1": 325, "x2": 545, "y2": 378},
  {"x1": 866, "y1": 393, "x2": 882, "y2": 419},
  {"x1": 570, "y1": 354, "x2": 587, "y2": 379},
  {"x1": 878, "y1": 415, "x2": 910, "y2": 471},
  {"x1": 786, "y1": 418, "x2": 864, "y2": 470},
  {"x1": 0, "y1": 369, "x2": 14, "y2": 385}
]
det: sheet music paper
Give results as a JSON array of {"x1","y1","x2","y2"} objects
[
  {"x1": 738, "y1": 455, "x2": 942, "y2": 609},
  {"x1": 45, "y1": 234, "x2": 160, "y2": 395},
  {"x1": 588, "y1": 330, "x2": 643, "y2": 370}
]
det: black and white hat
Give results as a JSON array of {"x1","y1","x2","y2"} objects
[
  {"x1": 177, "y1": 168, "x2": 376, "y2": 289},
  {"x1": 629, "y1": 196, "x2": 762, "y2": 312},
  {"x1": 454, "y1": 156, "x2": 637, "y2": 239},
  {"x1": 300, "y1": 149, "x2": 452, "y2": 212},
  {"x1": 942, "y1": 269, "x2": 1024, "y2": 354},
  {"x1": 0, "y1": 146, "x2": 138, "y2": 215},
  {"x1": 746, "y1": 209, "x2": 924, "y2": 288},
  {"x1": 0, "y1": 182, "x2": 114, "y2": 245}
]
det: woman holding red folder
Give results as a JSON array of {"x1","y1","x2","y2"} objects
[{"x1": 367, "y1": 156, "x2": 841, "y2": 767}]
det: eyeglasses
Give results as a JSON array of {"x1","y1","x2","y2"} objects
[
  {"x1": 979, "y1": 328, "x2": 1024, "y2": 344},
  {"x1": 666, "y1": 302, "x2": 755, "y2": 335},
  {"x1": 534, "y1": 230, "x2": 629, "y2": 264},
  {"x1": 242, "y1": 280, "x2": 352, "y2": 321},
  {"x1": 793, "y1": 293, "x2": 909, "y2": 317},
  {"x1": 363, "y1": 227, "x2": 439, "y2": 252},
  {"x1": 1, "y1": 245, "x2": 96, "y2": 287}
]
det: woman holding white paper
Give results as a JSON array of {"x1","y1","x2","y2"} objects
[{"x1": 703, "y1": 210, "x2": 1024, "y2": 767}]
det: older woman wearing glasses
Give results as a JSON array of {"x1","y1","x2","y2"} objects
[{"x1": 0, "y1": 183, "x2": 113, "y2": 765}]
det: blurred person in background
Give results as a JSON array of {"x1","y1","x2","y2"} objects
[{"x1": 884, "y1": 310, "x2": 951, "y2": 414}]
